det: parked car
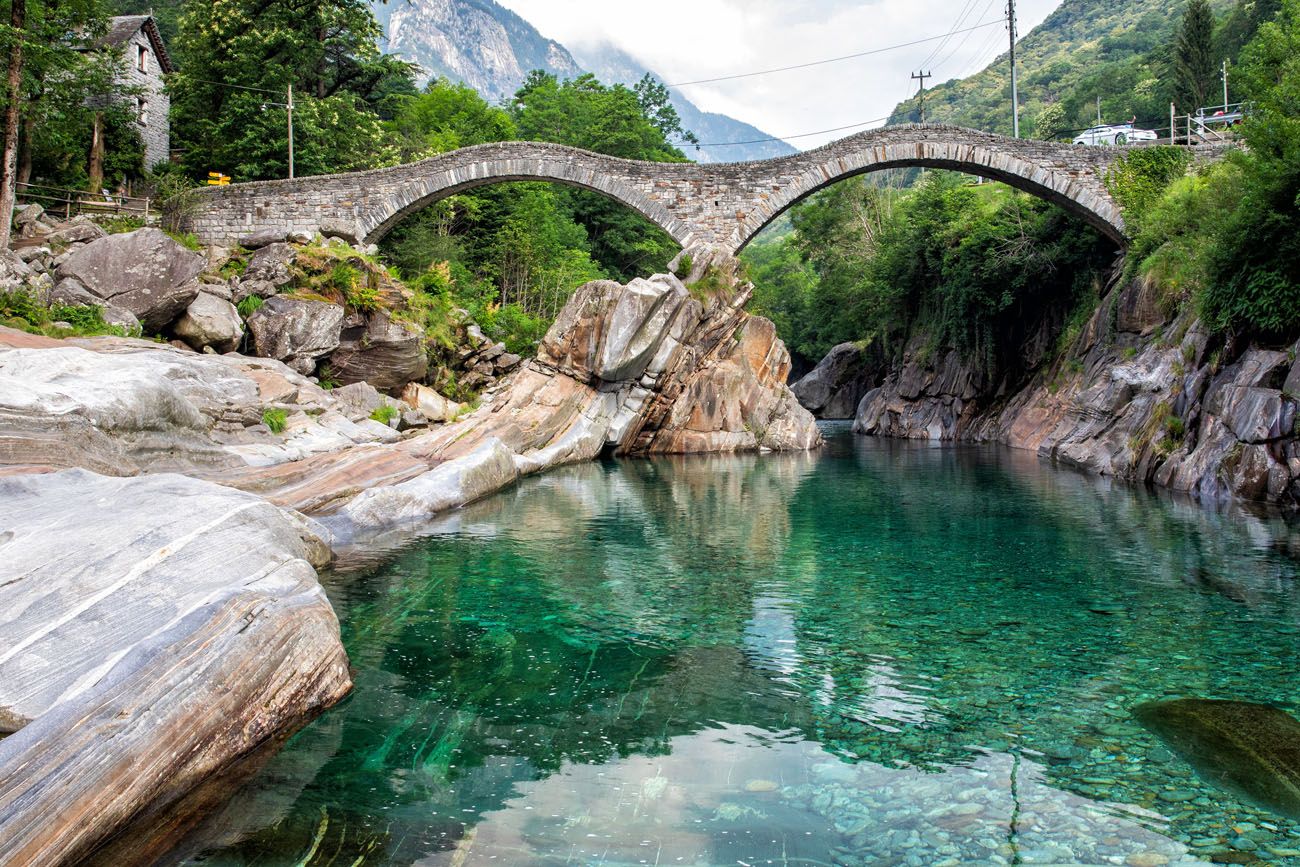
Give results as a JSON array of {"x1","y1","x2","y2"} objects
[{"x1": 1072, "y1": 123, "x2": 1159, "y2": 146}]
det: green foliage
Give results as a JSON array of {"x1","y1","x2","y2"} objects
[
  {"x1": 261, "y1": 408, "x2": 288, "y2": 434},
  {"x1": 317, "y1": 363, "x2": 340, "y2": 390},
  {"x1": 99, "y1": 215, "x2": 145, "y2": 234},
  {"x1": 236, "y1": 295, "x2": 264, "y2": 318},
  {"x1": 1104, "y1": 147, "x2": 1192, "y2": 235},
  {"x1": 0, "y1": 289, "x2": 134, "y2": 338},
  {"x1": 1130, "y1": 0, "x2": 1300, "y2": 339},
  {"x1": 165, "y1": 230, "x2": 203, "y2": 252},
  {"x1": 388, "y1": 78, "x2": 517, "y2": 161},
  {"x1": 369, "y1": 404, "x2": 399, "y2": 425},
  {"x1": 746, "y1": 174, "x2": 1111, "y2": 370}
]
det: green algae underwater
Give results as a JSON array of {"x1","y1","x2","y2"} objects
[{"x1": 180, "y1": 428, "x2": 1300, "y2": 866}]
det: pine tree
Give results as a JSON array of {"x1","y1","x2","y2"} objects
[{"x1": 1174, "y1": 0, "x2": 1219, "y2": 110}]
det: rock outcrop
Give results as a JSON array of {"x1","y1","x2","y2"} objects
[
  {"x1": 0, "y1": 470, "x2": 351, "y2": 865},
  {"x1": 54, "y1": 228, "x2": 204, "y2": 331},
  {"x1": 791, "y1": 341, "x2": 883, "y2": 419},
  {"x1": 246, "y1": 296, "x2": 345, "y2": 375},
  {"x1": 331, "y1": 309, "x2": 428, "y2": 392},
  {"x1": 851, "y1": 273, "x2": 1300, "y2": 507}
]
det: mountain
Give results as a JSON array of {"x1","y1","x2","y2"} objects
[
  {"x1": 890, "y1": 0, "x2": 1238, "y2": 137},
  {"x1": 371, "y1": 0, "x2": 797, "y2": 163},
  {"x1": 570, "y1": 42, "x2": 798, "y2": 163}
]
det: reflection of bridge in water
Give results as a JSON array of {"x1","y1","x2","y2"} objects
[{"x1": 186, "y1": 124, "x2": 1218, "y2": 252}]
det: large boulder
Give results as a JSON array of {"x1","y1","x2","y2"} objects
[
  {"x1": 54, "y1": 228, "x2": 203, "y2": 332},
  {"x1": 792, "y1": 342, "x2": 882, "y2": 419},
  {"x1": 48, "y1": 279, "x2": 140, "y2": 333},
  {"x1": 173, "y1": 292, "x2": 244, "y2": 353},
  {"x1": 246, "y1": 296, "x2": 344, "y2": 375},
  {"x1": 329, "y1": 309, "x2": 428, "y2": 393},
  {"x1": 235, "y1": 242, "x2": 297, "y2": 301},
  {"x1": 402, "y1": 382, "x2": 464, "y2": 423}
]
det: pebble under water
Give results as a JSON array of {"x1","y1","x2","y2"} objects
[{"x1": 183, "y1": 426, "x2": 1300, "y2": 866}]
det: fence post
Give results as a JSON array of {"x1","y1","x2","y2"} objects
[{"x1": 144, "y1": 198, "x2": 150, "y2": 223}]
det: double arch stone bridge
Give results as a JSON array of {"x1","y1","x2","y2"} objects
[{"x1": 185, "y1": 124, "x2": 1191, "y2": 253}]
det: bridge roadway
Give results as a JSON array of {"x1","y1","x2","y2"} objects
[{"x1": 185, "y1": 124, "x2": 1212, "y2": 252}]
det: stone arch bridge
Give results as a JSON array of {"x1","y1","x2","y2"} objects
[{"x1": 185, "y1": 124, "x2": 1173, "y2": 252}]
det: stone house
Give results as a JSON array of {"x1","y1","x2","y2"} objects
[{"x1": 95, "y1": 16, "x2": 174, "y2": 170}]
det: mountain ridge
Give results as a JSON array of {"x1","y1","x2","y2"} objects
[{"x1": 371, "y1": 0, "x2": 797, "y2": 163}]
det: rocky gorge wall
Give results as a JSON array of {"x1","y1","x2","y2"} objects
[{"x1": 792, "y1": 269, "x2": 1300, "y2": 509}]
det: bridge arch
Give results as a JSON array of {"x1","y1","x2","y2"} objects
[
  {"x1": 724, "y1": 129, "x2": 1128, "y2": 252},
  {"x1": 356, "y1": 144, "x2": 698, "y2": 248}
]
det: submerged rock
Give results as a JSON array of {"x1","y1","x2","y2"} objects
[{"x1": 1134, "y1": 698, "x2": 1300, "y2": 820}]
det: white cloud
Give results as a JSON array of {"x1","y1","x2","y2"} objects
[{"x1": 496, "y1": 0, "x2": 1062, "y2": 149}]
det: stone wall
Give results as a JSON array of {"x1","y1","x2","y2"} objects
[{"x1": 185, "y1": 125, "x2": 1204, "y2": 251}]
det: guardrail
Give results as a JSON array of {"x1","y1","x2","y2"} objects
[{"x1": 15, "y1": 182, "x2": 154, "y2": 222}]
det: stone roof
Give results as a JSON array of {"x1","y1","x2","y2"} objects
[{"x1": 97, "y1": 15, "x2": 174, "y2": 73}]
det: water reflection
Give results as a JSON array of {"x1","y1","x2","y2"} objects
[{"x1": 180, "y1": 429, "x2": 1300, "y2": 866}]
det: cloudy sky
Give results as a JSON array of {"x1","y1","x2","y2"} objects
[{"x1": 496, "y1": 0, "x2": 1062, "y2": 149}]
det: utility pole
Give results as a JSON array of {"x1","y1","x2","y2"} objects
[
  {"x1": 1007, "y1": 0, "x2": 1020, "y2": 138},
  {"x1": 911, "y1": 70, "x2": 932, "y2": 123},
  {"x1": 287, "y1": 83, "x2": 295, "y2": 179},
  {"x1": 1221, "y1": 59, "x2": 1229, "y2": 111}
]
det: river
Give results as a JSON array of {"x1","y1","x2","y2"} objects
[{"x1": 181, "y1": 425, "x2": 1300, "y2": 866}]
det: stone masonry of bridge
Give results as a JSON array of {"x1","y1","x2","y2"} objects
[{"x1": 185, "y1": 124, "x2": 1193, "y2": 252}]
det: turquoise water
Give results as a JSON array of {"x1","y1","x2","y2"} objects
[{"x1": 184, "y1": 427, "x2": 1300, "y2": 866}]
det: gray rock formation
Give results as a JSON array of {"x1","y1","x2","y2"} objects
[
  {"x1": 0, "y1": 469, "x2": 351, "y2": 864},
  {"x1": 235, "y1": 242, "x2": 297, "y2": 301},
  {"x1": 792, "y1": 342, "x2": 882, "y2": 419},
  {"x1": 54, "y1": 228, "x2": 203, "y2": 331},
  {"x1": 330, "y1": 309, "x2": 428, "y2": 393},
  {"x1": 851, "y1": 274, "x2": 1300, "y2": 507},
  {"x1": 173, "y1": 291, "x2": 244, "y2": 353},
  {"x1": 246, "y1": 296, "x2": 344, "y2": 375}
]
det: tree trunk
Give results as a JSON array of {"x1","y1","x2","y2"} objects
[
  {"x1": 88, "y1": 112, "x2": 105, "y2": 195},
  {"x1": 0, "y1": 0, "x2": 26, "y2": 250},
  {"x1": 16, "y1": 103, "x2": 34, "y2": 188}
]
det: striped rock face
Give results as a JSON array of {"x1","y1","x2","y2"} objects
[{"x1": 187, "y1": 125, "x2": 1229, "y2": 254}]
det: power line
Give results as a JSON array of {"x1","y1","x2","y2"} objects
[
  {"x1": 933, "y1": 0, "x2": 1001, "y2": 72},
  {"x1": 675, "y1": 114, "x2": 895, "y2": 148},
  {"x1": 920, "y1": 0, "x2": 982, "y2": 71},
  {"x1": 665, "y1": 19, "x2": 1006, "y2": 88},
  {"x1": 179, "y1": 76, "x2": 285, "y2": 96}
]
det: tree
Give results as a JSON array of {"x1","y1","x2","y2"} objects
[
  {"x1": 0, "y1": 0, "x2": 26, "y2": 248},
  {"x1": 168, "y1": 0, "x2": 414, "y2": 180},
  {"x1": 633, "y1": 74, "x2": 698, "y2": 151},
  {"x1": 1174, "y1": 0, "x2": 1218, "y2": 110}
]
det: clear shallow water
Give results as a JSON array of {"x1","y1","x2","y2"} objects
[{"x1": 184, "y1": 427, "x2": 1300, "y2": 866}]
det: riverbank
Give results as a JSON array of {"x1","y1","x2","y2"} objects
[{"x1": 0, "y1": 250, "x2": 818, "y2": 864}]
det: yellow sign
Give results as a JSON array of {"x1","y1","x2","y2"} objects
[{"x1": 206, "y1": 172, "x2": 231, "y2": 186}]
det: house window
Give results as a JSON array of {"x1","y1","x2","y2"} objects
[
  {"x1": 137, "y1": 97, "x2": 148, "y2": 126},
  {"x1": 137, "y1": 45, "x2": 147, "y2": 72}
]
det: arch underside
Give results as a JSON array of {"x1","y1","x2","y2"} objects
[
  {"x1": 734, "y1": 156, "x2": 1125, "y2": 254},
  {"x1": 361, "y1": 170, "x2": 693, "y2": 250}
]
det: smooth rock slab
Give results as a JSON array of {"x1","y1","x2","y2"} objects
[{"x1": 0, "y1": 469, "x2": 351, "y2": 865}]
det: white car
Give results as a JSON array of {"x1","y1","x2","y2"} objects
[{"x1": 1072, "y1": 124, "x2": 1159, "y2": 146}]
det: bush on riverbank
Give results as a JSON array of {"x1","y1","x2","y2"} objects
[
  {"x1": 1125, "y1": 0, "x2": 1300, "y2": 341},
  {"x1": 0, "y1": 289, "x2": 136, "y2": 339}
]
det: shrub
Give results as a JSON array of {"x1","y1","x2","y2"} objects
[
  {"x1": 370, "y1": 404, "x2": 399, "y2": 425},
  {"x1": 237, "y1": 295, "x2": 264, "y2": 318},
  {"x1": 165, "y1": 230, "x2": 203, "y2": 252},
  {"x1": 262, "y1": 408, "x2": 288, "y2": 434},
  {"x1": 1104, "y1": 147, "x2": 1192, "y2": 237}
]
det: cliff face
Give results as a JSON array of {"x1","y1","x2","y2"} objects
[
  {"x1": 376, "y1": 0, "x2": 582, "y2": 102},
  {"x1": 846, "y1": 272, "x2": 1300, "y2": 508}
]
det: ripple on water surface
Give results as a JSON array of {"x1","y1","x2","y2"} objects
[{"x1": 182, "y1": 429, "x2": 1300, "y2": 866}]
